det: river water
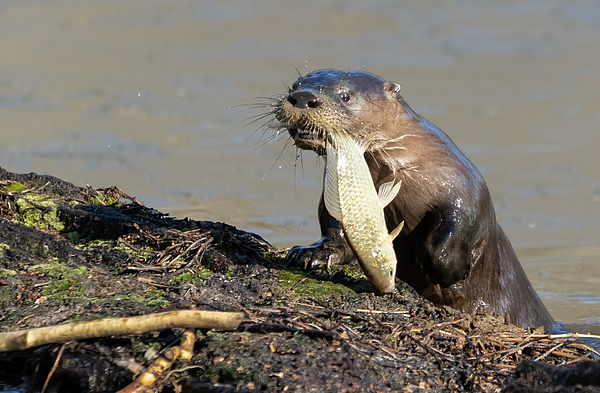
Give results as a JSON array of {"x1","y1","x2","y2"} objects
[{"x1": 1, "y1": 1, "x2": 599, "y2": 334}]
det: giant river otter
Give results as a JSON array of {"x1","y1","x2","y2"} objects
[{"x1": 271, "y1": 68, "x2": 556, "y2": 330}]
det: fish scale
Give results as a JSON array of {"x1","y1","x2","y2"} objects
[{"x1": 324, "y1": 132, "x2": 403, "y2": 293}]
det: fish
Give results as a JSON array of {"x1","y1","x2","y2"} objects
[{"x1": 323, "y1": 132, "x2": 404, "y2": 293}]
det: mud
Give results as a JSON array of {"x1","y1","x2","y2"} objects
[{"x1": 0, "y1": 166, "x2": 599, "y2": 392}]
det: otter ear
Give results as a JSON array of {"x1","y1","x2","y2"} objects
[{"x1": 385, "y1": 81, "x2": 401, "y2": 94}]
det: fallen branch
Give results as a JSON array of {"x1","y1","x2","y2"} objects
[
  {"x1": 0, "y1": 310, "x2": 244, "y2": 352},
  {"x1": 116, "y1": 328, "x2": 197, "y2": 393}
]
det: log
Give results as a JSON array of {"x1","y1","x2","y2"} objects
[{"x1": 0, "y1": 310, "x2": 244, "y2": 352}]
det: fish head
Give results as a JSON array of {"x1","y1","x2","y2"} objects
[
  {"x1": 365, "y1": 241, "x2": 397, "y2": 293},
  {"x1": 274, "y1": 69, "x2": 402, "y2": 155}
]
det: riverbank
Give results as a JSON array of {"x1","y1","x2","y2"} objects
[{"x1": 1, "y1": 167, "x2": 598, "y2": 392}]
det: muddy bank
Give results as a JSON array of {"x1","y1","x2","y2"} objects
[{"x1": 0, "y1": 166, "x2": 599, "y2": 392}]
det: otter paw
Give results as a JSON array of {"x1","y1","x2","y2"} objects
[
  {"x1": 285, "y1": 237, "x2": 354, "y2": 270},
  {"x1": 286, "y1": 243, "x2": 329, "y2": 270}
]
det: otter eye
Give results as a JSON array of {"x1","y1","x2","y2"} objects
[{"x1": 340, "y1": 92, "x2": 350, "y2": 102}]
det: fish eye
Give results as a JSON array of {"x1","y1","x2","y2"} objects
[{"x1": 340, "y1": 92, "x2": 350, "y2": 102}]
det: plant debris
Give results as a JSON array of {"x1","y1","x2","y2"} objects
[{"x1": 1, "y1": 166, "x2": 599, "y2": 392}]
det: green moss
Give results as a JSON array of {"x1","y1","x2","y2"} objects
[
  {"x1": 27, "y1": 260, "x2": 67, "y2": 279},
  {"x1": 173, "y1": 272, "x2": 194, "y2": 282},
  {"x1": 0, "y1": 268, "x2": 17, "y2": 277},
  {"x1": 14, "y1": 193, "x2": 66, "y2": 231},
  {"x1": 199, "y1": 269, "x2": 212, "y2": 280},
  {"x1": 120, "y1": 292, "x2": 169, "y2": 308},
  {"x1": 225, "y1": 266, "x2": 235, "y2": 278},
  {"x1": 277, "y1": 265, "x2": 379, "y2": 298},
  {"x1": 145, "y1": 288, "x2": 165, "y2": 300},
  {"x1": 1, "y1": 181, "x2": 25, "y2": 192},
  {"x1": 204, "y1": 331, "x2": 228, "y2": 350},
  {"x1": 26, "y1": 260, "x2": 78, "y2": 280},
  {"x1": 113, "y1": 266, "x2": 124, "y2": 275},
  {"x1": 64, "y1": 314, "x2": 86, "y2": 323},
  {"x1": 0, "y1": 286, "x2": 14, "y2": 308},
  {"x1": 40, "y1": 280, "x2": 85, "y2": 299},
  {"x1": 25, "y1": 261, "x2": 90, "y2": 304},
  {"x1": 278, "y1": 269, "x2": 309, "y2": 285},
  {"x1": 262, "y1": 251, "x2": 286, "y2": 263},
  {"x1": 74, "y1": 266, "x2": 88, "y2": 276},
  {"x1": 278, "y1": 270, "x2": 361, "y2": 299},
  {"x1": 92, "y1": 289, "x2": 170, "y2": 308},
  {"x1": 88, "y1": 194, "x2": 118, "y2": 206},
  {"x1": 172, "y1": 268, "x2": 211, "y2": 285},
  {"x1": 63, "y1": 231, "x2": 81, "y2": 242},
  {"x1": 63, "y1": 313, "x2": 114, "y2": 323},
  {"x1": 75, "y1": 239, "x2": 153, "y2": 264},
  {"x1": 111, "y1": 240, "x2": 153, "y2": 260}
]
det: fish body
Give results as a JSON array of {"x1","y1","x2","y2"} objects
[{"x1": 324, "y1": 132, "x2": 403, "y2": 293}]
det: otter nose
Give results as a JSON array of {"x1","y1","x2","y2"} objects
[{"x1": 287, "y1": 91, "x2": 320, "y2": 108}]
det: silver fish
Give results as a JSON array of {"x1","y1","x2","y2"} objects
[{"x1": 324, "y1": 132, "x2": 403, "y2": 293}]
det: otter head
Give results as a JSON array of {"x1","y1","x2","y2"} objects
[{"x1": 276, "y1": 69, "x2": 402, "y2": 155}]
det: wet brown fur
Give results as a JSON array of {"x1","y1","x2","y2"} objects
[{"x1": 274, "y1": 69, "x2": 556, "y2": 330}]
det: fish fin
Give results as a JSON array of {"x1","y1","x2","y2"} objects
[
  {"x1": 378, "y1": 179, "x2": 402, "y2": 208},
  {"x1": 354, "y1": 137, "x2": 369, "y2": 153},
  {"x1": 324, "y1": 139, "x2": 343, "y2": 221},
  {"x1": 390, "y1": 220, "x2": 404, "y2": 240}
]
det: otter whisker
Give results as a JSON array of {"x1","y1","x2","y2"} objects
[
  {"x1": 234, "y1": 96, "x2": 284, "y2": 109},
  {"x1": 250, "y1": 133, "x2": 279, "y2": 153},
  {"x1": 293, "y1": 147, "x2": 303, "y2": 194},
  {"x1": 262, "y1": 137, "x2": 295, "y2": 180},
  {"x1": 240, "y1": 115, "x2": 281, "y2": 146}
]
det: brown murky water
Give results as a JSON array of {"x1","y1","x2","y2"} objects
[{"x1": 1, "y1": 1, "x2": 599, "y2": 333}]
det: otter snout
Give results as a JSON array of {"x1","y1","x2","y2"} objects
[{"x1": 287, "y1": 91, "x2": 320, "y2": 109}]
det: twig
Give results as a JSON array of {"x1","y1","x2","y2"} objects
[
  {"x1": 534, "y1": 341, "x2": 567, "y2": 361},
  {"x1": 408, "y1": 333, "x2": 459, "y2": 363},
  {"x1": 15, "y1": 313, "x2": 39, "y2": 326},
  {"x1": 41, "y1": 343, "x2": 67, "y2": 393},
  {"x1": 119, "y1": 239, "x2": 162, "y2": 255},
  {"x1": 290, "y1": 277, "x2": 309, "y2": 291},
  {"x1": 165, "y1": 236, "x2": 209, "y2": 268},
  {"x1": 137, "y1": 277, "x2": 179, "y2": 289},
  {"x1": 355, "y1": 309, "x2": 409, "y2": 315}
]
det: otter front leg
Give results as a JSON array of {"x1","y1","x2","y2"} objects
[
  {"x1": 286, "y1": 197, "x2": 356, "y2": 269},
  {"x1": 286, "y1": 227, "x2": 356, "y2": 269}
]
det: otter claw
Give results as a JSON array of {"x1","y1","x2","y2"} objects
[
  {"x1": 285, "y1": 243, "x2": 328, "y2": 270},
  {"x1": 285, "y1": 232, "x2": 355, "y2": 271}
]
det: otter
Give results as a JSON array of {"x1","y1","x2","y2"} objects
[{"x1": 273, "y1": 68, "x2": 556, "y2": 330}]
